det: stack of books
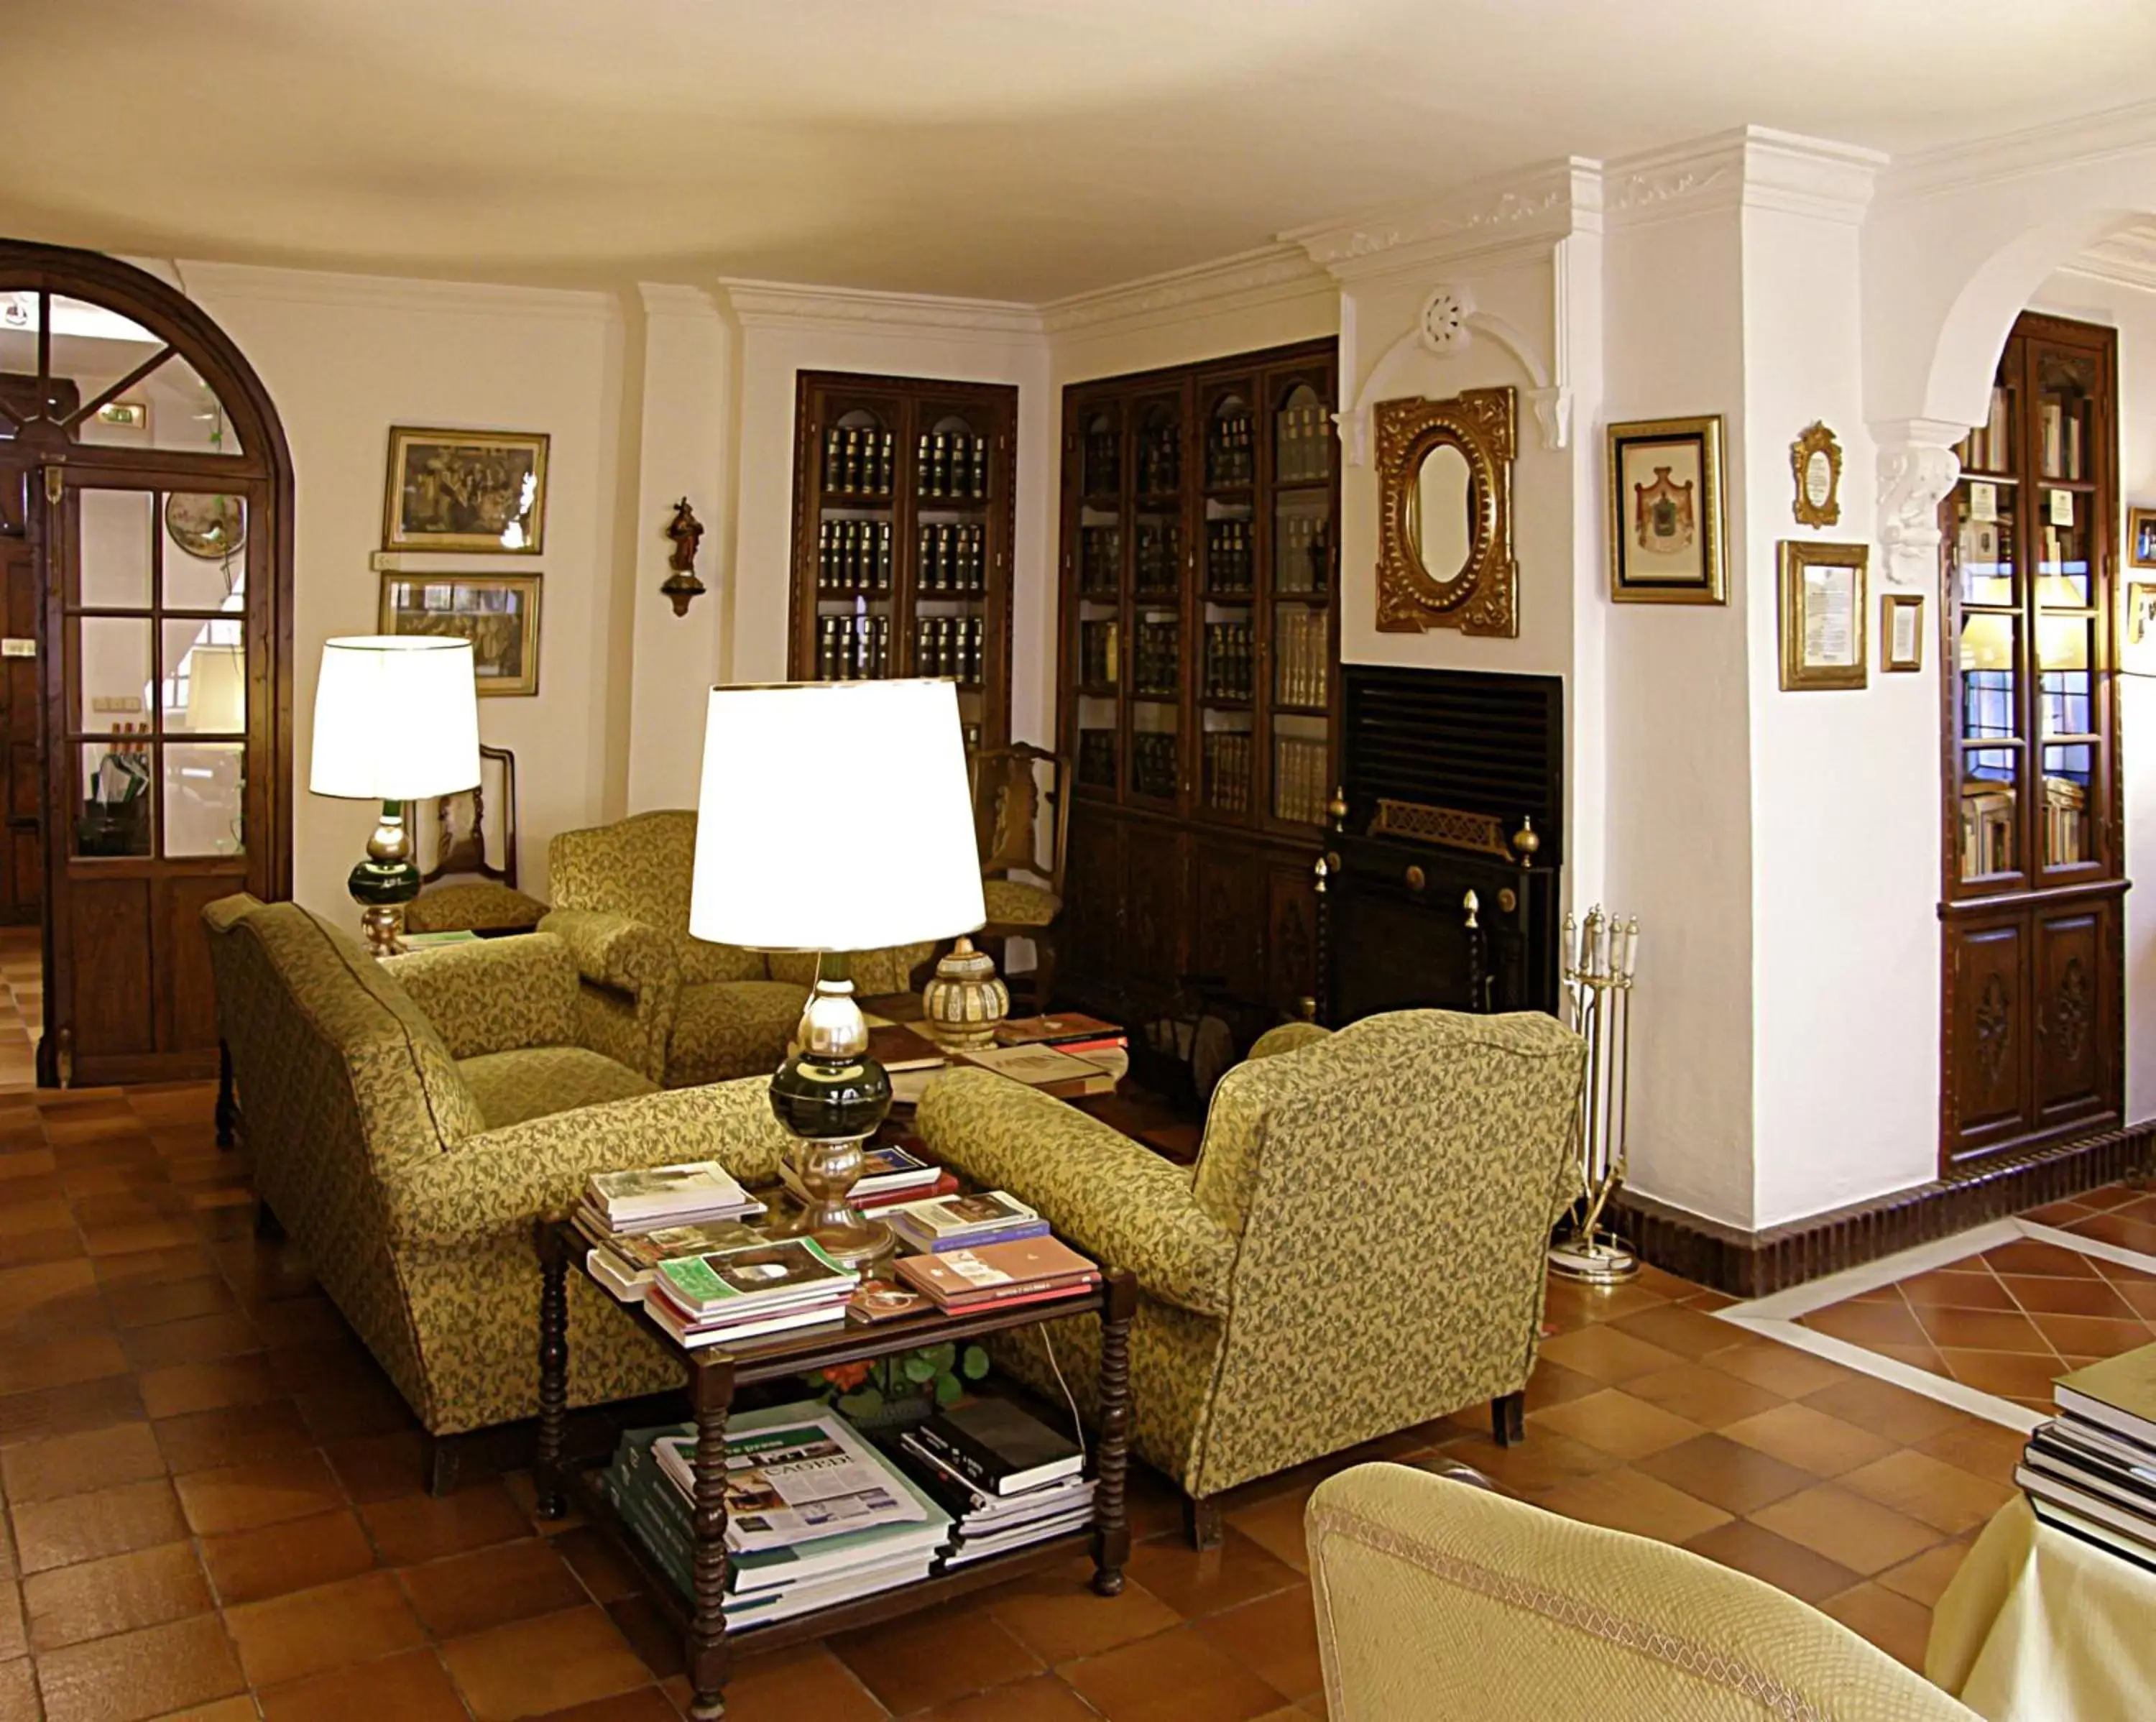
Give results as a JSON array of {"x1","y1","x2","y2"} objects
[
  {"x1": 582, "y1": 1161, "x2": 765, "y2": 1235},
  {"x1": 959, "y1": 1043, "x2": 1116, "y2": 1098},
  {"x1": 602, "y1": 1401, "x2": 949, "y2": 1630},
  {"x1": 895, "y1": 1399, "x2": 1095, "y2": 1569},
  {"x1": 883, "y1": 1189, "x2": 1048, "y2": 1255},
  {"x1": 576, "y1": 1215, "x2": 767, "y2": 1302},
  {"x1": 995, "y1": 1013, "x2": 1130, "y2": 1085},
  {"x1": 782, "y1": 1141, "x2": 949, "y2": 1212},
  {"x1": 644, "y1": 1235, "x2": 858, "y2": 1348},
  {"x1": 2015, "y1": 1345, "x2": 2156, "y2": 1566},
  {"x1": 894, "y1": 1236, "x2": 1099, "y2": 1313}
]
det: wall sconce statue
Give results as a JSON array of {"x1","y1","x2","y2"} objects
[{"x1": 660, "y1": 497, "x2": 707, "y2": 616}]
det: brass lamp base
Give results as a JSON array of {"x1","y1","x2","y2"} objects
[
  {"x1": 1548, "y1": 1230, "x2": 1639, "y2": 1284},
  {"x1": 348, "y1": 800, "x2": 419, "y2": 959},
  {"x1": 769, "y1": 1136, "x2": 893, "y2": 1274},
  {"x1": 767, "y1": 957, "x2": 895, "y2": 1273},
  {"x1": 921, "y1": 934, "x2": 1008, "y2": 1051}
]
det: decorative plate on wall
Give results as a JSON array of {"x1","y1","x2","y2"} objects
[{"x1": 164, "y1": 492, "x2": 246, "y2": 560}]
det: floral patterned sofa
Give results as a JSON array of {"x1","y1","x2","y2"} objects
[
  {"x1": 203, "y1": 893, "x2": 793, "y2": 1489},
  {"x1": 540, "y1": 809, "x2": 933, "y2": 1088},
  {"x1": 917, "y1": 1008, "x2": 1586, "y2": 1544}
]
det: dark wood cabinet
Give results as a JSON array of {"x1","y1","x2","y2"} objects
[
  {"x1": 786, "y1": 372, "x2": 1016, "y2": 751},
  {"x1": 1056, "y1": 340, "x2": 1338, "y2": 1034},
  {"x1": 1938, "y1": 310, "x2": 2123, "y2": 1169}
]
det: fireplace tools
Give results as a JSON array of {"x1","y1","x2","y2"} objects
[{"x1": 1549, "y1": 906, "x2": 1639, "y2": 1283}]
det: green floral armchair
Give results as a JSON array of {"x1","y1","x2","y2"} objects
[
  {"x1": 917, "y1": 1008, "x2": 1585, "y2": 1542},
  {"x1": 541, "y1": 809, "x2": 934, "y2": 1087},
  {"x1": 203, "y1": 894, "x2": 793, "y2": 1483}
]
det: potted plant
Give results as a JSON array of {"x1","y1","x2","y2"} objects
[{"x1": 814, "y1": 1342, "x2": 990, "y2": 1430}]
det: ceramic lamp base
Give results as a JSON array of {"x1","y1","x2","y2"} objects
[{"x1": 921, "y1": 935, "x2": 1008, "y2": 1051}]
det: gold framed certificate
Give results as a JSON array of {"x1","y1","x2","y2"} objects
[{"x1": 1778, "y1": 540, "x2": 1869, "y2": 691}]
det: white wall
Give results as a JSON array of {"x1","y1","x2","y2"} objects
[{"x1": 180, "y1": 264, "x2": 627, "y2": 924}]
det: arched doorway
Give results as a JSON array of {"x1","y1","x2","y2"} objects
[{"x1": 0, "y1": 242, "x2": 293, "y2": 1085}]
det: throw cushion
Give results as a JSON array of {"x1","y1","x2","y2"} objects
[
  {"x1": 456, "y1": 1046, "x2": 658, "y2": 1131},
  {"x1": 982, "y1": 879, "x2": 1060, "y2": 927},
  {"x1": 405, "y1": 882, "x2": 548, "y2": 934}
]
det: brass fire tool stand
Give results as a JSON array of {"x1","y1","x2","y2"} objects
[{"x1": 1549, "y1": 906, "x2": 1639, "y2": 1284}]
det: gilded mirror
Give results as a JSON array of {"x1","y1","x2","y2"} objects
[{"x1": 1376, "y1": 386, "x2": 1517, "y2": 636}]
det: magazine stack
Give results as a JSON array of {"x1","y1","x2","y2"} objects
[
  {"x1": 602, "y1": 1401, "x2": 950, "y2": 1629},
  {"x1": 883, "y1": 1189, "x2": 1049, "y2": 1255},
  {"x1": 642, "y1": 1235, "x2": 858, "y2": 1348},
  {"x1": 895, "y1": 1399, "x2": 1095, "y2": 1568},
  {"x1": 783, "y1": 1141, "x2": 949, "y2": 1212},
  {"x1": 2015, "y1": 1343, "x2": 2156, "y2": 1565}
]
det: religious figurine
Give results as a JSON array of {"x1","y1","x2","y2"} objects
[{"x1": 660, "y1": 497, "x2": 707, "y2": 616}]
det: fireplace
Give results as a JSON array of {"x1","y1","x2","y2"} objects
[{"x1": 1319, "y1": 666, "x2": 1563, "y2": 1023}]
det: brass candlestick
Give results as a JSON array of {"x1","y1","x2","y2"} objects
[{"x1": 1549, "y1": 906, "x2": 1639, "y2": 1284}]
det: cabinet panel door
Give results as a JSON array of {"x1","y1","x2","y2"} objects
[
  {"x1": 1945, "y1": 917, "x2": 2029, "y2": 1158},
  {"x1": 1123, "y1": 829, "x2": 1189, "y2": 1017},
  {"x1": 1267, "y1": 862, "x2": 1319, "y2": 1016},
  {"x1": 1192, "y1": 845, "x2": 1266, "y2": 1005},
  {"x1": 1061, "y1": 812, "x2": 1123, "y2": 1000},
  {"x1": 2033, "y1": 901, "x2": 2109, "y2": 1128}
]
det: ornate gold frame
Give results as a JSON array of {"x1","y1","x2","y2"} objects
[
  {"x1": 1374, "y1": 387, "x2": 1517, "y2": 637},
  {"x1": 1606, "y1": 415, "x2": 1727, "y2": 605},
  {"x1": 1777, "y1": 540, "x2": 1869, "y2": 691},
  {"x1": 1790, "y1": 420, "x2": 1843, "y2": 528},
  {"x1": 1880, "y1": 591, "x2": 1924, "y2": 672}
]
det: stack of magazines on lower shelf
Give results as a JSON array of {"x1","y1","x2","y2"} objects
[
  {"x1": 2014, "y1": 1343, "x2": 2156, "y2": 1566},
  {"x1": 894, "y1": 1399, "x2": 1095, "y2": 1569},
  {"x1": 642, "y1": 1235, "x2": 859, "y2": 1348},
  {"x1": 603, "y1": 1402, "x2": 952, "y2": 1631}
]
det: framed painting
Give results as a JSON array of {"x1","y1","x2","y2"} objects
[
  {"x1": 1607, "y1": 415, "x2": 1727, "y2": 604},
  {"x1": 382, "y1": 426, "x2": 549, "y2": 553},
  {"x1": 2129, "y1": 506, "x2": 2156, "y2": 570},
  {"x1": 1880, "y1": 591, "x2": 1925, "y2": 673},
  {"x1": 1778, "y1": 540, "x2": 1869, "y2": 691},
  {"x1": 379, "y1": 573, "x2": 542, "y2": 697}
]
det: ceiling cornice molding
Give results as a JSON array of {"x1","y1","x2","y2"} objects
[
  {"x1": 1039, "y1": 244, "x2": 1329, "y2": 340},
  {"x1": 1878, "y1": 97, "x2": 2156, "y2": 203},
  {"x1": 2058, "y1": 224, "x2": 2156, "y2": 295},
  {"x1": 172, "y1": 259, "x2": 619, "y2": 323},
  {"x1": 716, "y1": 277, "x2": 1042, "y2": 342},
  {"x1": 1603, "y1": 126, "x2": 1881, "y2": 229},
  {"x1": 1282, "y1": 158, "x2": 1603, "y2": 283},
  {"x1": 637, "y1": 282, "x2": 721, "y2": 320}
]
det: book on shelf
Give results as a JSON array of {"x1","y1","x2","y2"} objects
[
  {"x1": 584, "y1": 1161, "x2": 763, "y2": 1231},
  {"x1": 959, "y1": 1041, "x2": 1116, "y2": 1096},
  {"x1": 653, "y1": 1405, "x2": 936, "y2": 1552},
  {"x1": 883, "y1": 1189, "x2": 1048, "y2": 1254},
  {"x1": 649, "y1": 1235, "x2": 857, "y2": 1325},
  {"x1": 894, "y1": 1236, "x2": 1100, "y2": 1312},
  {"x1": 2016, "y1": 1460, "x2": 2156, "y2": 1563},
  {"x1": 853, "y1": 1170, "x2": 961, "y2": 1210},
  {"x1": 2055, "y1": 1346, "x2": 2156, "y2": 1451},
  {"x1": 642, "y1": 1294, "x2": 848, "y2": 1350},
  {"x1": 575, "y1": 1215, "x2": 768, "y2": 1302},
  {"x1": 913, "y1": 1397, "x2": 1085, "y2": 1496},
  {"x1": 895, "y1": 1432, "x2": 1095, "y2": 1524},
  {"x1": 995, "y1": 1013, "x2": 1124, "y2": 1050}
]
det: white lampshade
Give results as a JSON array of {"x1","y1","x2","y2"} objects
[
  {"x1": 691, "y1": 680, "x2": 985, "y2": 952},
  {"x1": 185, "y1": 643, "x2": 247, "y2": 735},
  {"x1": 309, "y1": 635, "x2": 480, "y2": 801}
]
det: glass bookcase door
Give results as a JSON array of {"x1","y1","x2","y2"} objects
[
  {"x1": 1261, "y1": 364, "x2": 1335, "y2": 835},
  {"x1": 913, "y1": 401, "x2": 994, "y2": 745},
  {"x1": 1074, "y1": 400, "x2": 1125, "y2": 801},
  {"x1": 811, "y1": 405, "x2": 896, "y2": 682}
]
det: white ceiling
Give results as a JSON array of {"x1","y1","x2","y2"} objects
[{"x1": 9, "y1": 0, "x2": 2156, "y2": 301}]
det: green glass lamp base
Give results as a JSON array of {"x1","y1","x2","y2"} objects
[{"x1": 767, "y1": 962, "x2": 895, "y2": 1273}]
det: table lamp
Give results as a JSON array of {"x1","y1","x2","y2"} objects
[
  {"x1": 310, "y1": 635, "x2": 480, "y2": 957},
  {"x1": 690, "y1": 678, "x2": 986, "y2": 1269}
]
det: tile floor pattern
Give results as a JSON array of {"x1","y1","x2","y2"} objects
[
  {"x1": 0, "y1": 1074, "x2": 2059, "y2": 1721},
  {"x1": 1795, "y1": 1190, "x2": 2156, "y2": 1413}
]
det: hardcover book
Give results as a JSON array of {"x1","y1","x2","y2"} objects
[
  {"x1": 655, "y1": 1236, "x2": 854, "y2": 1315},
  {"x1": 894, "y1": 1237, "x2": 1097, "y2": 1307},
  {"x1": 959, "y1": 1043, "x2": 1115, "y2": 1095},
  {"x1": 916, "y1": 1397, "x2": 1084, "y2": 1496},
  {"x1": 2057, "y1": 1345, "x2": 2156, "y2": 1450}
]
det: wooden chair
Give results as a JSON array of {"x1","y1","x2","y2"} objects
[
  {"x1": 969, "y1": 742, "x2": 1070, "y2": 1012},
  {"x1": 405, "y1": 744, "x2": 548, "y2": 936}
]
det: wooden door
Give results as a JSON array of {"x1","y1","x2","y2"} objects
[
  {"x1": 0, "y1": 470, "x2": 41, "y2": 925},
  {"x1": 44, "y1": 469, "x2": 266, "y2": 1084}
]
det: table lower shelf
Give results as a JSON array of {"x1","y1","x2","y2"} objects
[{"x1": 562, "y1": 1457, "x2": 1101, "y2": 1657}]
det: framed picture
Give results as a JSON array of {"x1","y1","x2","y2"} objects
[
  {"x1": 2127, "y1": 581, "x2": 2156, "y2": 647},
  {"x1": 382, "y1": 427, "x2": 548, "y2": 554},
  {"x1": 1881, "y1": 591, "x2": 1925, "y2": 673},
  {"x1": 2129, "y1": 506, "x2": 2156, "y2": 570},
  {"x1": 379, "y1": 573, "x2": 542, "y2": 697},
  {"x1": 1778, "y1": 540, "x2": 1869, "y2": 691},
  {"x1": 1607, "y1": 415, "x2": 1727, "y2": 604}
]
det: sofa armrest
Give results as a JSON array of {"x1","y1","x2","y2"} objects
[
  {"x1": 380, "y1": 1079, "x2": 790, "y2": 1252},
  {"x1": 918, "y1": 1068, "x2": 1235, "y2": 1317},
  {"x1": 1247, "y1": 1021, "x2": 1331, "y2": 1062},
  {"x1": 539, "y1": 908, "x2": 680, "y2": 1083},
  {"x1": 540, "y1": 908, "x2": 675, "y2": 994},
  {"x1": 382, "y1": 933, "x2": 579, "y2": 1059}
]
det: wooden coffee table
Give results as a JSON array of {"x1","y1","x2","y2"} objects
[{"x1": 532, "y1": 1217, "x2": 1138, "y2": 1721}]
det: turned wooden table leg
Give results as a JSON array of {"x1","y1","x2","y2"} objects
[
  {"x1": 533, "y1": 1220, "x2": 570, "y2": 1520},
  {"x1": 686, "y1": 1353, "x2": 736, "y2": 1720},
  {"x1": 1092, "y1": 1267, "x2": 1138, "y2": 1597}
]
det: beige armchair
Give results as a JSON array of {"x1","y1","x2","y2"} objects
[
  {"x1": 204, "y1": 894, "x2": 793, "y2": 1491},
  {"x1": 542, "y1": 809, "x2": 933, "y2": 1087},
  {"x1": 918, "y1": 1008, "x2": 1585, "y2": 1545},
  {"x1": 1307, "y1": 1461, "x2": 1976, "y2": 1720}
]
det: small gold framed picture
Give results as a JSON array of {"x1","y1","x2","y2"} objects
[
  {"x1": 2129, "y1": 506, "x2": 2156, "y2": 570},
  {"x1": 1880, "y1": 591, "x2": 1924, "y2": 673},
  {"x1": 1789, "y1": 421, "x2": 1842, "y2": 528},
  {"x1": 379, "y1": 572, "x2": 542, "y2": 697},
  {"x1": 1607, "y1": 415, "x2": 1727, "y2": 604},
  {"x1": 1778, "y1": 540, "x2": 1869, "y2": 691},
  {"x1": 382, "y1": 426, "x2": 549, "y2": 554},
  {"x1": 2127, "y1": 581, "x2": 2156, "y2": 647}
]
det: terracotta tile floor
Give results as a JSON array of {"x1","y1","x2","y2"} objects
[
  {"x1": 1795, "y1": 1192, "x2": 2156, "y2": 1412},
  {"x1": 0, "y1": 1064, "x2": 2060, "y2": 1716}
]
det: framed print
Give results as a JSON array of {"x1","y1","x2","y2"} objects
[
  {"x1": 2127, "y1": 581, "x2": 2156, "y2": 648},
  {"x1": 1778, "y1": 540, "x2": 1869, "y2": 691},
  {"x1": 1789, "y1": 420, "x2": 1842, "y2": 528},
  {"x1": 1881, "y1": 591, "x2": 1924, "y2": 673},
  {"x1": 382, "y1": 426, "x2": 548, "y2": 553},
  {"x1": 2129, "y1": 506, "x2": 2156, "y2": 570},
  {"x1": 1607, "y1": 415, "x2": 1726, "y2": 604},
  {"x1": 379, "y1": 572, "x2": 542, "y2": 697}
]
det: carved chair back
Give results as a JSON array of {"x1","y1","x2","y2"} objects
[
  {"x1": 420, "y1": 743, "x2": 520, "y2": 889},
  {"x1": 969, "y1": 743, "x2": 1069, "y2": 898}
]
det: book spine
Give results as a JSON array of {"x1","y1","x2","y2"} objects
[{"x1": 915, "y1": 1425, "x2": 1004, "y2": 1491}]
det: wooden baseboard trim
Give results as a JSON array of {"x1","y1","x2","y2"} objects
[{"x1": 1612, "y1": 1123, "x2": 2156, "y2": 1298}]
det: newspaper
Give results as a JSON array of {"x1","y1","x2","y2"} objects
[{"x1": 654, "y1": 1409, "x2": 928, "y2": 1552}]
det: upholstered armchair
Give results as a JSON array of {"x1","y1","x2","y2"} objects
[
  {"x1": 918, "y1": 1008, "x2": 1585, "y2": 1544},
  {"x1": 1307, "y1": 1462, "x2": 1976, "y2": 1720},
  {"x1": 541, "y1": 809, "x2": 932, "y2": 1087},
  {"x1": 203, "y1": 893, "x2": 794, "y2": 1491}
]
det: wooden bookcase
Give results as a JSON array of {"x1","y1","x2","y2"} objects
[
  {"x1": 1056, "y1": 339, "x2": 1340, "y2": 1035},
  {"x1": 1938, "y1": 310, "x2": 2122, "y2": 1169},
  {"x1": 787, "y1": 372, "x2": 1017, "y2": 751}
]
